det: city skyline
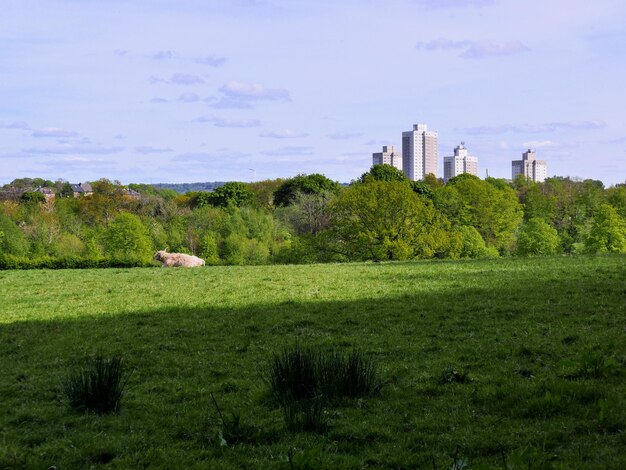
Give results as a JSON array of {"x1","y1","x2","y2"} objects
[{"x1": 1, "y1": 1, "x2": 625, "y2": 186}]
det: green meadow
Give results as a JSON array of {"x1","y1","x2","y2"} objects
[{"x1": 1, "y1": 255, "x2": 625, "y2": 469}]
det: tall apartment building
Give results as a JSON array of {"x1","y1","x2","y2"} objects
[
  {"x1": 512, "y1": 149, "x2": 547, "y2": 183},
  {"x1": 372, "y1": 145, "x2": 402, "y2": 171},
  {"x1": 443, "y1": 142, "x2": 478, "y2": 182},
  {"x1": 402, "y1": 123, "x2": 438, "y2": 181}
]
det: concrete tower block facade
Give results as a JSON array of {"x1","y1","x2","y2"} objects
[
  {"x1": 372, "y1": 145, "x2": 402, "y2": 171},
  {"x1": 512, "y1": 149, "x2": 547, "y2": 183},
  {"x1": 443, "y1": 142, "x2": 478, "y2": 182},
  {"x1": 402, "y1": 123, "x2": 438, "y2": 181}
]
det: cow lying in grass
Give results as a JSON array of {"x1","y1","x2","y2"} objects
[{"x1": 154, "y1": 250, "x2": 205, "y2": 267}]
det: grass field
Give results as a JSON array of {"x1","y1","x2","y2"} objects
[{"x1": 1, "y1": 255, "x2": 625, "y2": 469}]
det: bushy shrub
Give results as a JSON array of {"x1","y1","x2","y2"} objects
[
  {"x1": 63, "y1": 354, "x2": 128, "y2": 414},
  {"x1": 199, "y1": 232, "x2": 221, "y2": 265},
  {"x1": 0, "y1": 254, "x2": 155, "y2": 270}
]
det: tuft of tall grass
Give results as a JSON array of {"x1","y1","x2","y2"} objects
[
  {"x1": 269, "y1": 341, "x2": 321, "y2": 404},
  {"x1": 62, "y1": 354, "x2": 127, "y2": 414},
  {"x1": 340, "y1": 350, "x2": 383, "y2": 398},
  {"x1": 268, "y1": 341, "x2": 383, "y2": 405},
  {"x1": 282, "y1": 397, "x2": 328, "y2": 433}
]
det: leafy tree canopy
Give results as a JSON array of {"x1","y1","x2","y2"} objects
[
  {"x1": 6, "y1": 178, "x2": 54, "y2": 190},
  {"x1": 328, "y1": 180, "x2": 452, "y2": 261},
  {"x1": 20, "y1": 191, "x2": 46, "y2": 204},
  {"x1": 516, "y1": 217, "x2": 560, "y2": 256},
  {"x1": 584, "y1": 204, "x2": 626, "y2": 254},
  {"x1": 191, "y1": 182, "x2": 252, "y2": 209},
  {"x1": 435, "y1": 174, "x2": 523, "y2": 251},
  {"x1": 411, "y1": 181, "x2": 434, "y2": 199},
  {"x1": 247, "y1": 179, "x2": 284, "y2": 210},
  {"x1": 273, "y1": 174, "x2": 340, "y2": 207},
  {"x1": 356, "y1": 165, "x2": 408, "y2": 184},
  {"x1": 102, "y1": 212, "x2": 153, "y2": 261}
]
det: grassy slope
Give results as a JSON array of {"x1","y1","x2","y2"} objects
[{"x1": 0, "y1": 256, "x2": 625, "y2": 469}]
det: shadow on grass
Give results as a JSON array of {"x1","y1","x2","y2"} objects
[{"x1": 0, "y1": 260, "x2": 624, "y2": 468}]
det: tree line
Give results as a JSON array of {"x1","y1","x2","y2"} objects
[{"x1": 1, "y1": 166, "x2": 625, "y2": 268}]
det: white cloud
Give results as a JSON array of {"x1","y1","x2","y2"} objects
[
  {"x1": 192, "y1": 115, "x2": 261, "y2": 128},
  {"x1": 412, "y1": 0, "x2": 495, "y2": 8},
  {"x1": 262, "y1": 146, "x2": 314, "y2": 156},
  {"x1": 152, "y1": 50, "x2": 174, "y2": 60},
  {"x1": 522, "y1": 140, "x2": 580, "y2": 151},
  {"x1": 219, "y1": 81, "x2": 290, "y2": 101},
  {"x1": 461, "y1": 120, "x2": 606, "y2": 135},
  {"x1": 461, "y1": 41, "x2": 530, "y2": 59},
  {"x1": 0, "y1": 121, "x2": 30, "y2": 130},
  {"x1": 205, "y1": 97, "x2": 253, "y2": 109},
  {"x1": 193, "y1": 55, "x2": 227, "y2": 67},
  {"x1": 179, "y1": 92, "x2": 201, "y2": 103},
  {"x1": 150, "y1": 73, "x2": 205, "y2": 85},
  {"x1": 23, "y1": 144, "x2": 125, "y2": 155},
  {"x1": 135, "y1": 146, "x2": 173, "y2": 154},
  {"x1": 31, "y1": 128, "x2": 79, "y2": 138},
  {"x1": 364, "y1": 139, "x2": 393, "y2": 146},
  {"x1": 328, "y1": 132, "x2": 363, "y2": 140},
  {"x1": 260, "y1": 129, "x2": 308, "y2": 139},
  {"x1": 416, "y1": 39, "x2": 529, "y2": 59}
]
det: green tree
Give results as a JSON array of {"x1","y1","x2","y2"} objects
[
  {"x1": 275, "y1": 191, "x2": 334, "y2": 235},
  {"x1": 20, "y1": 191, "x2": 46, "y2": 204},
  {"x1": 58, "y1": 182, "x2": 74, "y2": 198},
  {"x1": 522, "y1": 183, "x2": 555, "y2": 221},
  {"x1": 247, "y1": 179, "x2": 284, "y2": 210},
  {"x1": 208, "y1": 182, "x2": 252, "y2": 208},
  {"x1": 607, "y1": 184, "x2": 626, "y2": 218},
  {"x1": 221, "y1": 233, "x2": 247, "y2": 265},
  {"x1": 328, "y1": 181, "x2": 450, "y2": 261},
  {"x1": 424, "y1": 173, "x2": 444, "y2": 189},
  {"x1": 0, "y1": 214, "x2": 29, "y2": 256},
  {"x1": 411, "y1": 181, "x2": 434, "y2": 200},
  {"x1": 102, "y1": 213, "x2": 153, "y2": 261},
  {"x1": 356, "y1": 164, "x2": 408, "y2": 184},
  {"x1": 455, "y1": 225, "x2": 491, "y2": 259},
  {"x1": 584, "y1": 204, "x2": 626, "y2": 253},
  {"x1": 435, "y1": 173, "x2": 523, "y2": 252},
  {"x1": 274, "y1": 174, "x2": 340, "y2": 207},
  {"x1": 54, "y1": 233, "x2": 86, "y2": 257},
  {"x1": 199, "y1": 232, "x2": 221, "y2": 265},
  {"x1": 516, "y1": 218, "x2": 560, "y2": 256}
]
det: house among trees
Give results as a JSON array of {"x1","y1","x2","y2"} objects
[
  {"x1": 35, "y1": 187, "x2": 56, "y2": 201},
  {"x1": 123, "y1": 188, "x2": 141, "y2": 200},
  {"x1": 71, "y1": 182, "x2": 93, "y2": 198}
]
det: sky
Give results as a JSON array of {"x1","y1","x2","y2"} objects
[{"x1": 1, "y1": 0, "x2": 625, "y2": 185}]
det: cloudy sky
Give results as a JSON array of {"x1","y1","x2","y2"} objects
[{"x1": 1, "y1": 0, "x2": 625, "y2": 185}]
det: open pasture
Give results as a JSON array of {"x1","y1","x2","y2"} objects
[{"x1": 0, "y1": 256, "x2": 625, "y2": 468}]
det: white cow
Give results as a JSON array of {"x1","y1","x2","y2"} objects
[{"x1": 154, "y1": 250, "x2": 205, "y2": 267}]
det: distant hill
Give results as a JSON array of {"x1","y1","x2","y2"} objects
[{"x1": 151, "y1": 182, "x2": 227, "y2": 194}]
